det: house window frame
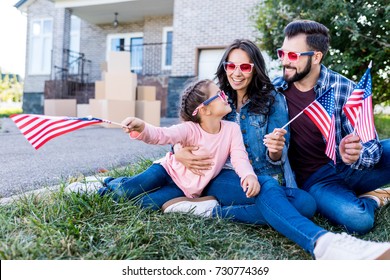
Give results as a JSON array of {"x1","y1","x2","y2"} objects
[
  {"x1": 161, "y1": 27, "x2": 173, "y2": 70},
  {"x1": 28, "y1": 18, "x2": 53, "y2": 75},
  {"x1": 106, "y1": 32, "x2": 144, "y2": 73},
  {"x1": 69, "y1": 15, "x2": 81, "y2": 74}
]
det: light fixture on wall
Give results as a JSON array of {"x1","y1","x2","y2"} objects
[{"x1": 113, "y1": 12, "x2": 119, "y2": 28}]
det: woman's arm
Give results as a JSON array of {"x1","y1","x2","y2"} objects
[{"x1": 174, "y1": 144, "x2": 214, "y2": 176}]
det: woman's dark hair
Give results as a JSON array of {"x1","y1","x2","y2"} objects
[
  {"x1": 284, "y1": 20, "x2": 330, "y2": 61},
  {"x1": 179, "y1": 79, "x2": 212, "y2": 123},
  {"x1": 215, "y1": 39, "x2": 274, "y2": 114}
]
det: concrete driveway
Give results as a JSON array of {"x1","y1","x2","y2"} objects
[{"x1": 0, "y1": 117, "x2": 180, "y2": 199}]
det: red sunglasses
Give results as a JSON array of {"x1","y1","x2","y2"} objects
[
  {"x1": 192, "y1": 90, "x2": 227, "y2": 116},
  {"x1": 223, "y1": 62, "x2": 254, "y2": 73},
  {"x1": 276, "y1": 48, "x2": 315, "y2": 62}
]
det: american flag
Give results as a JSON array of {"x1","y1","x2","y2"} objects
[
  {"x1": 304, "y1": 86, "x2": 336, "y2": 163},
  {"x1": 342, "y1": 63, "x2": 376, "y2": 143},
  {"x1": 10, "y1": 114, "x2": 103, "y2": 150}
]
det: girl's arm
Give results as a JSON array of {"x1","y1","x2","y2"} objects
[{"x1": 121, "y1": 116, "x2": 188, "y2": 145}]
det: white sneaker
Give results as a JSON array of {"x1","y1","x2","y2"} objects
[
  {"x1": 314, "y1": 232, "x2": 390, "y2": 260},
  {"x1": 64, "y1": 181, "x2": 103, "y2": 194},
  {"x1": 162, "y1": 196, "x2": 219, "y2": 218}
]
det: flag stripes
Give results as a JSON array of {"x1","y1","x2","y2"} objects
[
  {"x1": 342, "y1": 65, "x2": 376, "y2": 143},
  {"x1": 304, "y1": 102, "x2": 332, "y2": 140},
  {"x1": 303, "y1": 86, "x2": 336, "y2": 163},
  {"x1": 10, "y1": 114, "x2": 102, "y2": 149},
  {"x1": 343, "y1": 89, "x2": 364, "y2": 127},
  {"x1": 355, "y1": 93, "x2": 375, "y2": 142}
]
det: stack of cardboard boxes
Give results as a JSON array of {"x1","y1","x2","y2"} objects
[
  {"x1": 135, "y1": 86, "x2": 161, "y2": 127},
  {"x1": 45, "y1": 51, "x2": 162, "y2": 128},
  {"x1": 88, "y1": 51, "x2": 138, "y2": 128}
]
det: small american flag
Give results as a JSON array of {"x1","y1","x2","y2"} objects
[
  {"x1": 10, "y1": 114, "x2": 103, "y2": 150},
  {"x1": 343, "y1": 63, "x2": 376, "y2": 143},
  {"x1": 304, "y1": 86, "x2": 336, "y2": 163}
]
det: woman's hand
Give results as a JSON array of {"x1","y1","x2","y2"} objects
[
  {"x1": 263, "y1": 128, "x2": 287, "y2": 161},
  {"x1": 174, "y1": 144, "x2": 214, "y2": 176},
  {"x1": 339, "y1": 134, "x2": 362, "y2": 164},
  {"x1": 242, "y1": 175, "x2": 260, "y2": 198},
  {"x1": 121, "y1": 117, "x2": 145, "y2": 134}
]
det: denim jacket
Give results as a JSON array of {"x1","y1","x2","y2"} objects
[{"x1": 224, "y1": 90, "x2": 298, "y2": 188}]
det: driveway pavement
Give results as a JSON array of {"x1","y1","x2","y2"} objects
[{"x1": 0, "y1": 117, "x2": 180, "y2": 199}]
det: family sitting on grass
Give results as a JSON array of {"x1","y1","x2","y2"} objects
[{"x1": 66, "y1": 20, "x2": 390, "y2": 260}]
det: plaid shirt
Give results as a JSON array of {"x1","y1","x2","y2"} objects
[{"x1": 273, "y1": 64, "x2": 382, "y2": 170}]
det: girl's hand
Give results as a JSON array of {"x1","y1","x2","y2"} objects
[
  {"x1": 174, "y1": 144, "x2": 214, "y2": 176},
  {"x1": 242, "y1": 175, "x2": 260, "y2": 198},
  {"x1": 121, "y1": 117, "x2": 145, "y2": 134}
]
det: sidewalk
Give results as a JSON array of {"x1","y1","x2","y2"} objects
[{"x1": 0, "y1": 117, "x2": 180, "y2": 199}]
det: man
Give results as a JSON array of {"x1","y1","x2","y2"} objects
[{"x1": 273, "y1": 19, "x2": 390, "y2": 234}]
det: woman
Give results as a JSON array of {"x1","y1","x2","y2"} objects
[{"x1": 154, "y1": 39, "x2": 390, "y2": 260}]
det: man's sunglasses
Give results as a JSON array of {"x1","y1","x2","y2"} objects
[
  {"x1": 223, "y1": 62, "x2": 254, "y2": 73},
  {"x1": 276, "y1": 48, "x2": 315, "y2": 62},
  {"x1": 192, "y1": 90, "x2": 228, "y2": 116}
]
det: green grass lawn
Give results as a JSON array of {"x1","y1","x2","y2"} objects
[{"x1": 0, "y1": 116, "x2": 389, "y2": 260}]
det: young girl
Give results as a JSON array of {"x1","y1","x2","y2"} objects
[{"x1": 72, "y1": 79, "x2": 260, "y2": 216}]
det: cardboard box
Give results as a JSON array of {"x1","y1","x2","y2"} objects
[
  {"x1": 77, "y1": 104, "x2": 90, "y2": 118},
  {"x1": 107, "y1": 51, "x2": 131, "y2": 73},
  {"x1": 136, "y1": 86, "x2": 156, "y2": 101},
  {"x1": 100, "y1": 61, "x2": 108, "y2": 72},
  {"x1": 89, "y1": 99, "x2": 135, "y2": 128},
  {"x1": 44, "y1": 99, "x2": 77, "y2": 117},
  {"x1": 95, "y1": 80, "x2": 106, "y2": 99},
  {"x1": 103, "y1": 72, "x2": 137, "y2": 101},
  {"x1": 135, "y1": 100, "x2": 161, "y2": 127}
]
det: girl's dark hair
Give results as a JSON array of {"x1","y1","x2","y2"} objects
[
  {"x1": 180, "y1": 79, "x2": 212, "y2": 123},
  {"x1": 284, "y1": 20, "x2": 330, "y2": 61},
  {"x1": 215, "y1": 39, "x2": 274, "y2": 115}
]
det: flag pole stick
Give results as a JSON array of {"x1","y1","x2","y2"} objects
[
  {"x1": 101, "y1": 119, "x2": 128, "y2": 128},
  {"x1": 281, "y1": 110, "x2": 305, "y2": 130},
  {"x1": 86, "y1": 116, "x2": 128, "y2": 128},
  {"x1": 280, "y1": 83, "x2": 337, "y2": 130}
]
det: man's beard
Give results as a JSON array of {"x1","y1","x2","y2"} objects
[{"x1": 283, "y1": 57, "x2": 312, "y2": 83}]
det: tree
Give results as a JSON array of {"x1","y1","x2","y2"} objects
[
  {"x1": 253, "y1": 0, "x2": 390, "y2": 104},
  {"x1": 0, "y1": 71, "x2": 23, "y2": 103}
]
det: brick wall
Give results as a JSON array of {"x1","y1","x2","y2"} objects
[{"x1": 171, "y1": 0, "x2": 259, "y2": 76}]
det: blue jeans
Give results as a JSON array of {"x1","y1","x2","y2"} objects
[
  {"x1": 301, "y1": 139, "x2": 390, "y2": 234},
  {"x1": 202, "y1": 169, "x2": 326, "y2": 255},
  {"x1": 99, "y1": 163, "x2": 185, "y2": 206}
]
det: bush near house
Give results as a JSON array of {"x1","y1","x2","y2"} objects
[{"x1": 0, "y1": 72, "x2": 23, "y2": 117}]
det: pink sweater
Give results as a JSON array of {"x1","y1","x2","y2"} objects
[{"x1": 130, "y1": 121, "x2": 256, "y2": 198}]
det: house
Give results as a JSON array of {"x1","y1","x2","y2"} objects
[{"x1": 15, "y1": 0, "x2": 261, "y2": 118}]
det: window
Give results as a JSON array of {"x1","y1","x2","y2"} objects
[
  {"x1": 106, "y1": 33, "x2": 143, "y2": 74},
  {"x1": 29, "y1": 18, "x2": 53, "y2": 75},
  {"x1": 162, "y1": 27, "x2": 173, "y2": 70},
  {"x1": 69, "y1": 15, "x2": 81, "y2": 74},
  {"x1": 130, "y1": 37, "x2": 143, "y2": 74}
]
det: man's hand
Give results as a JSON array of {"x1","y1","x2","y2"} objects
[
  {"x1": 339, "y1": 134, "x2": 362, "y2": 164},
  {"x1": 263, "y1": 128, "x2": 287, "y2": 161},
  {"x1": 174, "y1": 145, "x2": 214, "y2": 176},
  {"x1": 242, "y1": 175, "x2": 260, "y2": 198}
]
